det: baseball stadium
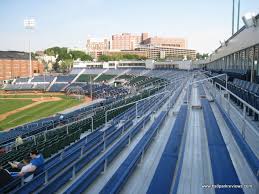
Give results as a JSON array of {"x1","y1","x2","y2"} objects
[{"x1": 0, "y1": 1, "x2": 259, "y2": 194}]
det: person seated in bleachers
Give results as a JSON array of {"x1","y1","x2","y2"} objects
[
  {"x1": 0, "y1": 146, "x2": 6, "y2": 154},
  {"x1": 9, "y1": 150, "x2": 45, "y2": 181},
  {"x1": 28, "y1": 150, "x2": 45, "y2": 174},
  {"x1": 15, "y1": 136, "x2": 23, "y2": 146},
  {"x1": 0, "y1": 166, "x2": 13, "y2": 187},
  {"x1": 9, "y1": 156, "x2": 34, "y2": 182}
]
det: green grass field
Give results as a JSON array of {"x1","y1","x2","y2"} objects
[
  {"x1": 0, "y1": 99, "x2": 33, "y2": 114},
  {"x1": 0, "y1": 95, "x2": 83, "y2": 131},
  {"x1": 0, "y1": 94, "x2": 64, "y2": 98}
]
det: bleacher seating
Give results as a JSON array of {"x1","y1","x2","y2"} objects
[
  {"x1": 34, "y1": 84, "x2": 49, "y2": 90},
  {"x1": 48, "y1": 83, "x2": 67, "y2": 92},
  {"x1": 100, "y1": 111, "x2": 167, "y2": 194},
  {"x1": 4, "y1": 84, "x2": 34, "y2": 90},
  {"x1": 209, "y1": 72, "x2": 259, "y2": 120},
  {"x1": 105, "y1": 69, "x2": 125, "y2": 75},
  {"x1": 76, "y1": 74, "x2": 96, "y2": 82},
  {"x1": 63, "y1": 114, "x2": 151, "y2": 193},
  {"x1": 200, "y1": 85, "x2": 244, "y2": 194},
  {"x1": 56, "y1": 75, "x2": 76, "y2": 82},
  {"x1": 31, "y1": 76, "x2": 55, "y2": 83},
  {"x1": 20, "y1": 84, "x2": 34, "y2": 90},
  {"x1": 94, "y1": 74, "x2": 116, "y2": 82},
  {"x1": 215, "y1": 100, "x2": 259, "y2": 181},
  {"x1": 147, "y1": 105, "x2": 188, "y2": 194},
  {"x1": 15, "y1": 78, "x2": 29, "y2": 83},
  {"x1": 25, "y1": 90, "x2": 170, "y2": 194},
  {"x1": 9, "y1": 93, "x2": 160, "y2": 193},
  {"x1": 117, "y1": 74, "x2": 133, "y2": 80},
  {"x1": 66, "y1": 83, "x2": 129, "y2": 99}
]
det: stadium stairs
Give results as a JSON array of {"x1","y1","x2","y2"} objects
[
  {"x1": 93, "y1": 69, "x2": 108, "y2": 81},
  {"x1": 71, "y1": 69, "x2": 85, "y2": 83},
  {"x1": 46, "y1": 76, "x2": 57, "y2": 91}
]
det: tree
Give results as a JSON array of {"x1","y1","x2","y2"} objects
[
  {"x1": 196, "y1": 52, "x2": 209, "y2": 60},
  {"x1": 60, "y1": 59, "x2": 73, "y2": 73},
  {"x1": 44, "y1": 47, "x2": 71, "y2": 61},
  {"x1": 70, "y1": 51, "x2": 93, "y2": 61},
  {"x1": 99, "y1": 55, "x2": 111, "y2": 62},
  {"x1": 52, "y1": 62, "x2": 60, "y2": 72},
  {"x1": 98, "y1": 53, "x2": 146, "y2": 62}
]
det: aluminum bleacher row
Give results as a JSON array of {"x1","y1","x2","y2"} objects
[
  {"x1": 0, "y1": 87, "x2": 164, "y2": 193},
  {"x1": 0, "y1": 85, "x2": 159, "y2": 146},
  {"x1": 215, "y1": 100, "x2": 259, "y2": 182},
  {"x1": 5, "y1": 69, "x2": 186, "y2": 93},
  {"x1": 7, "y1": 90, "x2": 167, "y2": 194},
  {"x1": 199, "y1": 85, "x2": 244, "y2": 194},
  {"x1": 76, "y1": 74, "x2": 97, "y2": 82},
  {"x1": 65, "y1": 83, "x2": 129, "y2": 99},
  {"x1": 147, "y1": 105, "x2": 188, "y2": 194},
  {"x1": 64, "y1": 90, "x2": 175, "y2": 194},
  {"x1": 98, "y1": 84, "x2": 185, "y2": 194},
  {"x1": 95, "y1": 74, "x2": 117, "y2": 82},
  {"x1": 31, "y1": 76, "x2": 55, "y2": 83},
  {"x1": 203, "y1": 80, "x2": 259, "y2": 182},
  {"x1": 100, "y1": 111, "x2": 168, "y2": 194},
  {"x1": 4, "y1": 84, "x2": 34, "y2": 90},
  {"x1": 15, "y1": 78, "x2": 29, "y2": 83},
  {"x1": 48, "y1": 83, "x2": 68, "y2": 92},
  {"x1": 0, "y1": 101, "x2": 106, "y2": 145},
  {"x1": 56, "y1": 75, "x2": 76, "y2": 82}
]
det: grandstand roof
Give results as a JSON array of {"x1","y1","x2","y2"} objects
[{"x1": 207, "y1": 13, "x2": 259, "y2": 63}]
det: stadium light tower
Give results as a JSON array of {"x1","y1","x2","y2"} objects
[
  {"x1": 232, "y1": 0, "x2": 235, "y2": 35},
  {"x1": 237, "y1": 0, "x2": 241, "y2": 31},
  {"x1": 24, "y1": 18, "x2": 36, "y2": 77}
]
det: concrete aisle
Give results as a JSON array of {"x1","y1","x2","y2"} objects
[{"x1": 176, "y1": 84, "x2": 215, "y2": 194}]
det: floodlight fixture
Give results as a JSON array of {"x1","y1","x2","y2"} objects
[
  {"x1": 242, "y1": 12, "x2": 256, "y2": 28},
  {"x1": 24, "y1": 18, "x2": 36, "y2": 29}
]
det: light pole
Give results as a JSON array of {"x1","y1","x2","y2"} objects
[
  {"x1": 24, "y1": 18, "x2": 35, "y2": 78},
  {"x1": 232, "y1": 0, "x2": 235, "y2": 35},
  {"x1": 237, "y1": 0, "x2": 241, "y2": 31}
]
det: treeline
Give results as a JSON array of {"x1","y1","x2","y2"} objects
[
  {"x1": 98, "y1": 54, "x2": 147, "y2": 62},
  {"x1": 43, "y1": 47, "x2": 147, "y2": 72},
  {"x1": 44, "y1": 47, "x2": 93, "y2": 73},
  {"x1": 44, "y1": 47, "x2": 93, "y2": 61}
]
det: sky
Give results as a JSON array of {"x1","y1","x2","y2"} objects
[{"x1": 0, "y1": 0, "x2": 259, "y2": 53}]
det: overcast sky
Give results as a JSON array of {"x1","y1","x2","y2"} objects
[{"x1": 0, "y1": 0, "x2": 259, "y2": 53}]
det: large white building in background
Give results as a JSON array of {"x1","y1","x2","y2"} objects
[
  {"x1": 73, "y1": 59, "x2": 195, "y2": 70},
  {"x1": 85, "y1": 33, "x2": 196, "y2": 60}
]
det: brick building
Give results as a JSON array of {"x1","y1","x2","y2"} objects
[
  {"x1": 141, "y1": 36, "x2": 187, "y2": 48},
  {"x1": 0, "y1": 51, "x2": 43, "y2": 81},
  {"x1": 111, "y1": 33, "x2": 148, "y2": 50}
]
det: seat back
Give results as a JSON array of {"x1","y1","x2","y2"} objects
[{"x1": 244, "y1": 82, "x2": 250, "y2": 90}]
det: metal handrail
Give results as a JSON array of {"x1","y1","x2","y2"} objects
[{"x1": 214, "y1": 82, "x2": 259, "y2": 115}]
